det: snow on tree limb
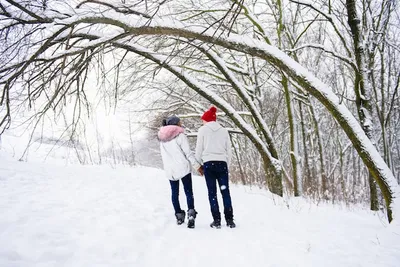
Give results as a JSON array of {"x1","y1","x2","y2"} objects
[{"x1": 285, "y1": 44, "x2": 357, "y2": 70}]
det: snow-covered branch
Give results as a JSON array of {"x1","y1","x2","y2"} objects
[
  {"x1": 286, "y1": 44, "x2": 357, "y2": 70},
  {"x1": 288, "y1": 0, "x2": 352, "y2": 57},
  {"x1": 76, "y1": 0, "x2": 151, "y2": 19}
]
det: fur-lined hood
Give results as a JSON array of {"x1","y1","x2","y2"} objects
[{"x1": 158, "y1": 125, "x2": 184, "y2": 142}]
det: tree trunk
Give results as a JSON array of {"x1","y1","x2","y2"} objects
[
  {"x1": 282, "y1": 74, "x2": 302, "y2": 196},
  {"x1": 263, "y1": 155, "x2": 283, "y2": 196},
  {"x1": 346, "y1": 0, "x2": 379, "y2": 211},
  {"x1": 299, "y1": 101, "x2": 311, "y2": 193},
  {"x1": 309, "y1": 99, "x2": 328, "y2": 199},
  {"x1": 231, "y1": 135, "x2": 247, "y2": 185}
]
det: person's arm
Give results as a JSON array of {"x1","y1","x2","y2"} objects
[
  {"x1": 195, "y1": 127, "x2": 204, "y2": 165},
  {"x1": 226, "y1": 130, "x2": 232, "y2": 166},
  {"x1": 179, "y1": 133, "x2": 201, "y2": 170}
]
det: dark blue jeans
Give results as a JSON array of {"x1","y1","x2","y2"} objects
[
  {"x1": 169, "y1": 173, "x2": 194, "y2": 214},
  {"x1": 204, "y1": 161, "x2": 233, "y2": 220}
]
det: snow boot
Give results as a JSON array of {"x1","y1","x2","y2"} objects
[
  {"x1": 210, "y1": 219, "x2": 221, "y2": 229},
  {"x1": 175, "y1": 210, "x2": 186, "y2": 225},
  {"x1": 210, "y1": 212, "x2": 221, "y2": 229},
  {"x1": 224, "y1": 207, "x2": 235, "y2": 228},
  {"x1": 226, "y1": 219, "x2": 236, "y2": 228},
  {"x1": 187, "y1": 209, "x2": 197, "y2": 229}
]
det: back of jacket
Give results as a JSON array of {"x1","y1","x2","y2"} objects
[
  {"x1": 195, "y1": 121, "x2": 232, "y2": 165},
  {"x1": 158, "y1": 125, "x2": 200, "y2": 180}
]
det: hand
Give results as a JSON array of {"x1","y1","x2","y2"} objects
[{"x1": 198, "y1": 166, "x2": 204, "y2": 176}]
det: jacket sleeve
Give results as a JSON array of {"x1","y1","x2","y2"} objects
[
  {"x1": 195, "y1": 127, "x2": 204, "y2": 165},
  {"x1": 226, "y1": 130, "x2": 232, "y2": 166},
  {"x1": 178, "y1": 133, "x2": 201, "y2": 170}
]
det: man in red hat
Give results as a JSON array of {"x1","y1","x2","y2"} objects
[{"x1": 195, "y1": 106, "x2": 236, "y2": 228}]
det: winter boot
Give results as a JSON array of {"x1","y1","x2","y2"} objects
[
  {"x1": 224, "y1": 207, "x2": 235, "y2": 228},
  {"x1": 210, "y1": 212, "x2": 221, "y2": 229},
  {"x1": 187, "y1": 209, "x2": 197, "y2": 229},
  {"x1": 175, "y1": 210, "x2": 186, "y2": 225},
  {"x1": 210, "y1": 219, "x2": 221, "y2": 229},
  {"x1": 226, "y1": 218, "x2": 236, "y2": 228}
]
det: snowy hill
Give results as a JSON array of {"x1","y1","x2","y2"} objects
[{"x1": 0, "y1": 138, "x2": 399, "y2": 267}]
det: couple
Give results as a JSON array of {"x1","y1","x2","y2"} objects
[{"x1": 158, "y1": 106, "x2": 235, "y2": 229}]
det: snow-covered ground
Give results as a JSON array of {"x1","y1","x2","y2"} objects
[{"x1": 0, "y1": 135, "x2": 399, "y2": 267}]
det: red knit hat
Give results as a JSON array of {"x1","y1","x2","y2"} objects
[{"x1": 201, "y1": 106, "x2": 217, "y2": 122}]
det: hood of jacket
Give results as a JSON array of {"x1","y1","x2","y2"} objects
[
  {"x1": 204, "y1": 121, "x2": 223, "y2": 132},
  {"x1": 158, "y1": 125, "x2": 184, "y2": 142}
]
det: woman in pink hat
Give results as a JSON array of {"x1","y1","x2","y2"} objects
[{"x1": 195, "y1": 107, "x2": 236, "y2": 228}]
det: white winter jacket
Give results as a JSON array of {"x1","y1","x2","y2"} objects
[
  {"x1": 195, "y1": 121, "x2": 232, "y2": 165},
  {"x1": 158, "y1": 125, "x2": 201, "y2": 181}
]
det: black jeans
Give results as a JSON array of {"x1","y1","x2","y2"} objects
[
  {"x1": 204, "y1": 161, "x2": 233, "y2": 220},
  {"x1": 169, "y1": 173, "x2": 194, "y2": 214}
]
